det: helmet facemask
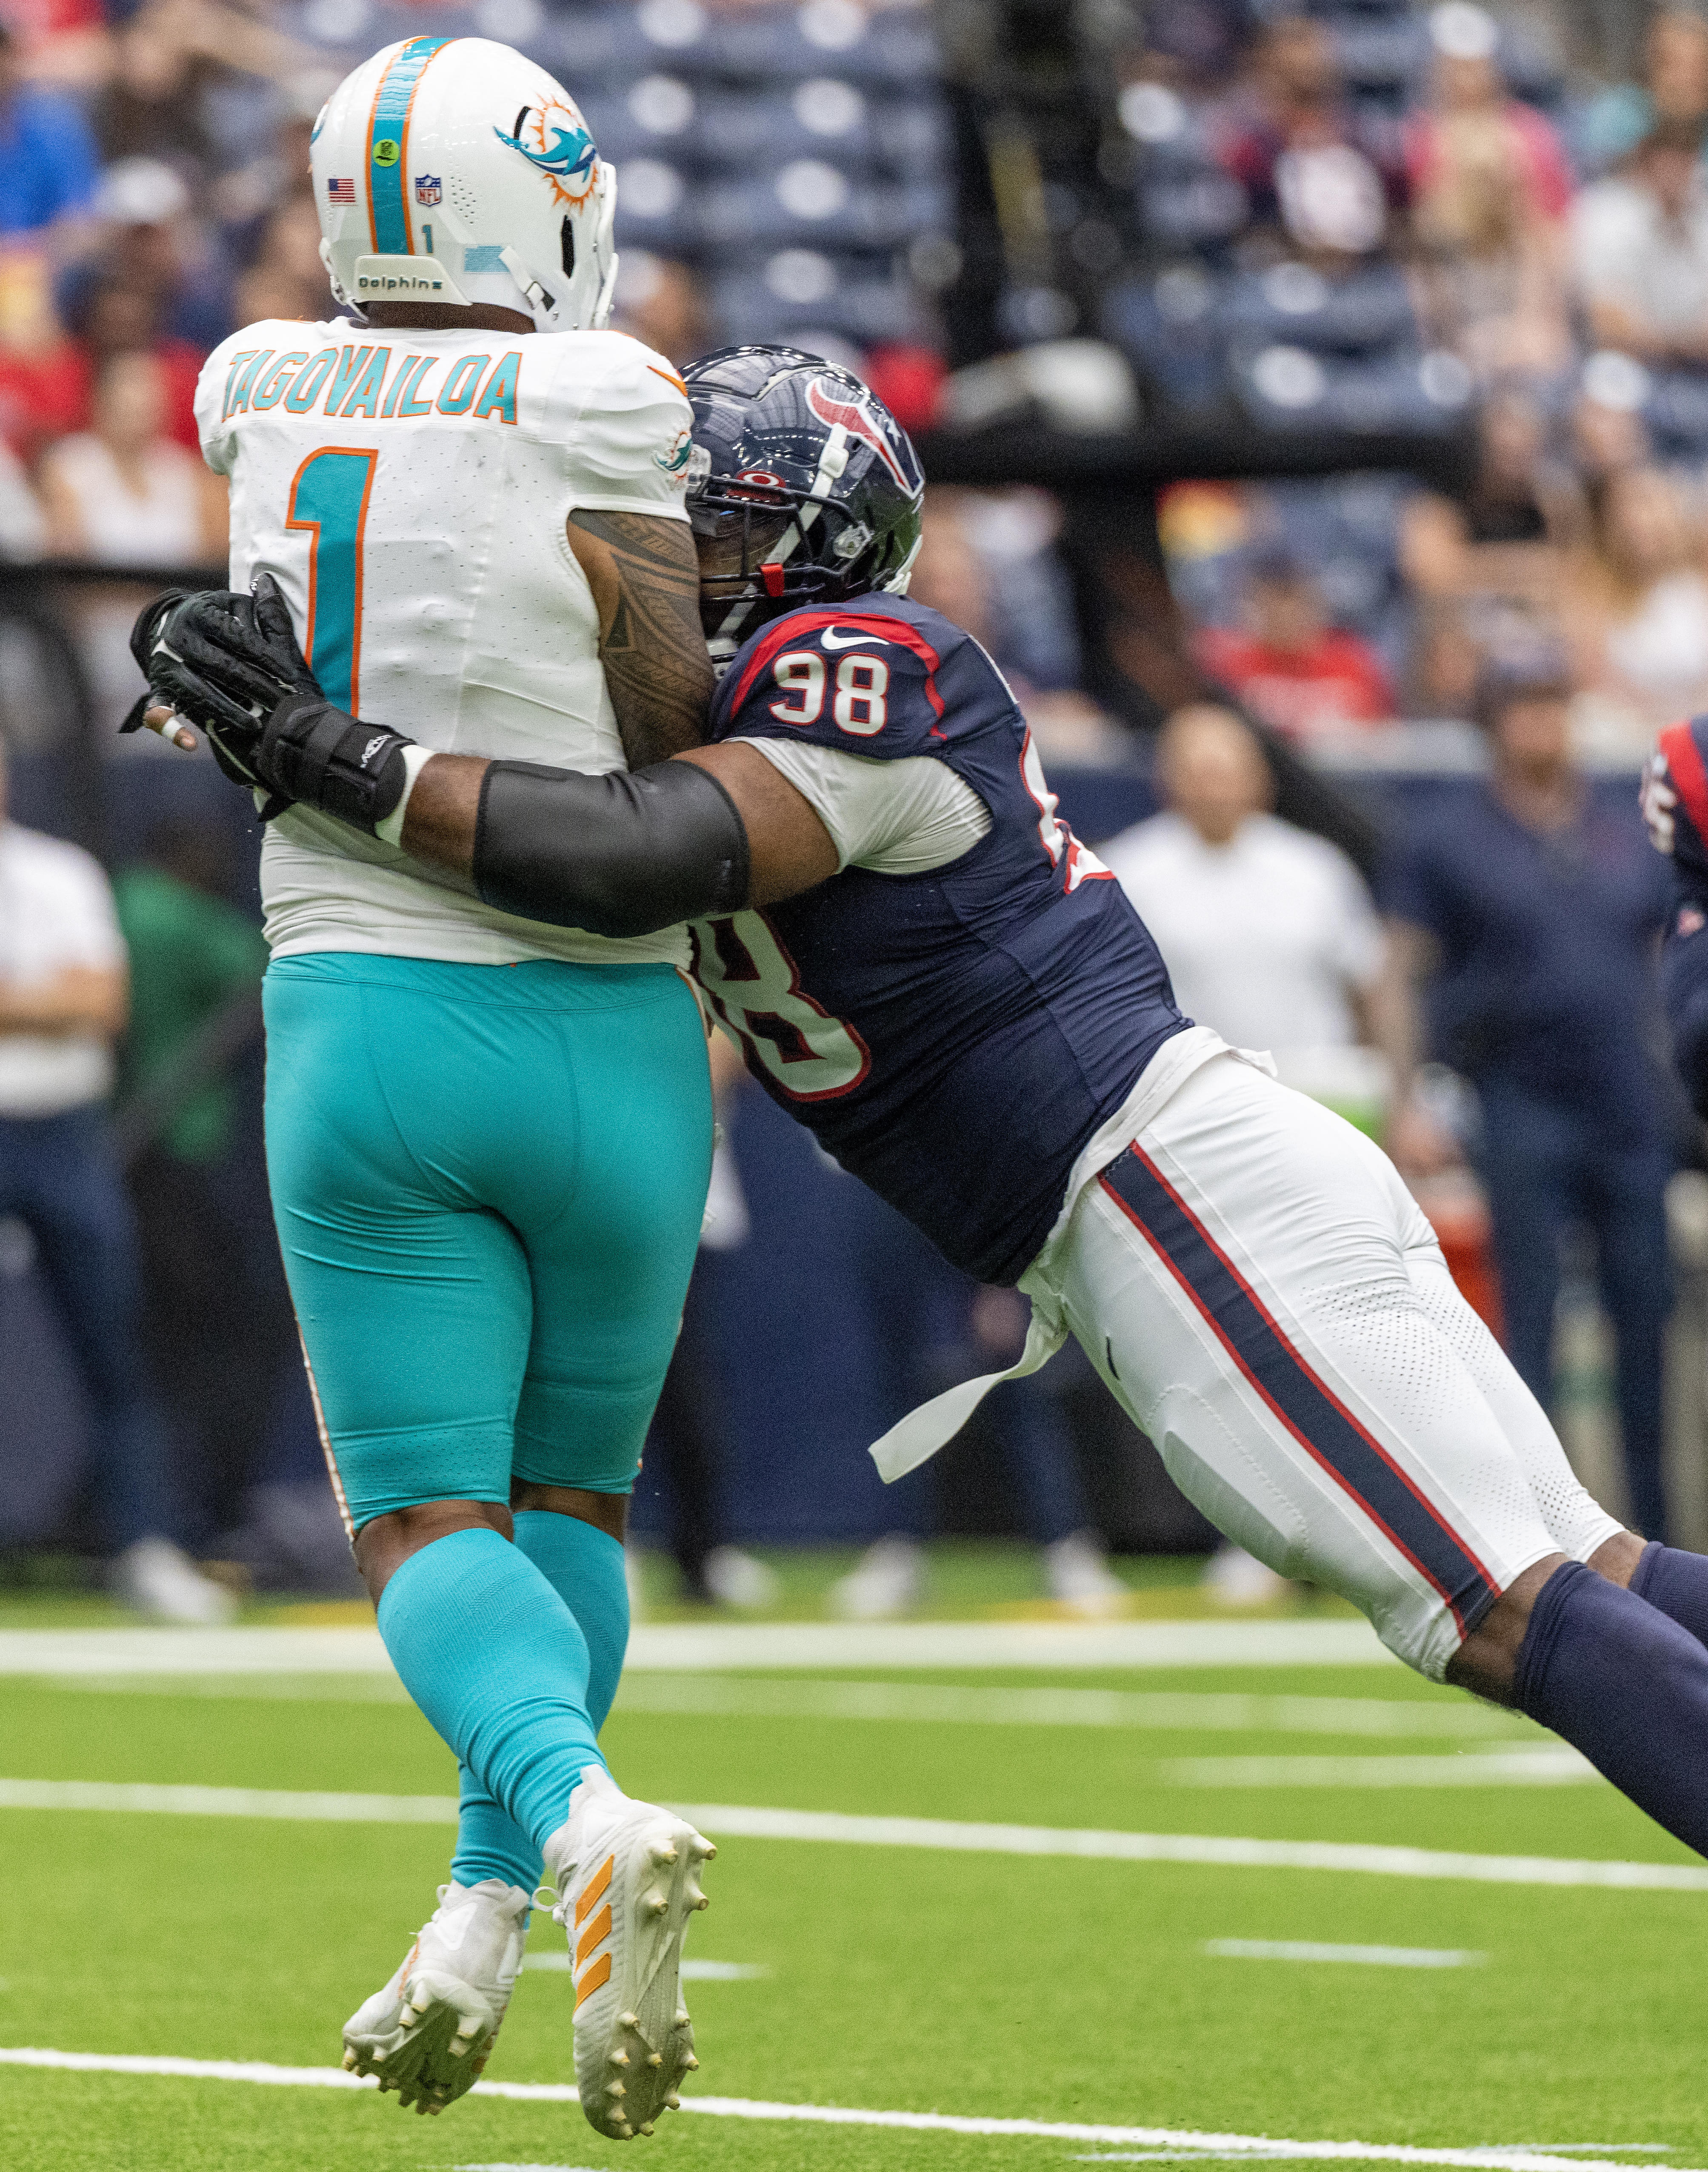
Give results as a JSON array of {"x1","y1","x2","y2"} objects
[{"x1": 689, "y1": 478, "x2": 881, "y2": 650}]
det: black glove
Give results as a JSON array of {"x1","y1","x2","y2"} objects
[
  {"x1": 122, "y1": 587, "x2": 283, "y2": 808},
  {"x1": 126, "y1": 575, "x2": 417, "y2": 835}
]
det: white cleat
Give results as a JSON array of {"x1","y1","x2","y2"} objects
[
  {"x1": 828, "y1": 1533, "x2": 925, "y2": 1620},
  {"x1": 1202, "y1": 1541, "x2": 1291, "y2": 1608},
  {"x1": 543, "y1": 1768, "x2": 714, "y2": 2142},
  {"x1": 111, "y1": 1537, "x2": 236, "y2": 1625},
  {"x1": 341, "y1": 1878, "x2": 530, "y2": 2116},
  {"x1": 701, "y1": 1545, "x2": 780, "y2": 1611},
  {"x1": 1043, "y1": 1531, "x2": 1129, "y2": 1619}
]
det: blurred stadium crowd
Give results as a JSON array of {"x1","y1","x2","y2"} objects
[{"x1": 6, "y1": 0, "x2": 1708, "y2": 1622}]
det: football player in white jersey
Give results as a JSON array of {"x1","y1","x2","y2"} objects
[{"x1": 146, "y1": 37, "x2": 718, "y2": 2139}]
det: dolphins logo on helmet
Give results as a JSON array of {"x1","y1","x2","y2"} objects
[
  {"x1": 805, "y1": 376, "x2": 920, "y2": 492},
  {"x1": 493, "y1": 95, "x2": 598, "y2": 207}
]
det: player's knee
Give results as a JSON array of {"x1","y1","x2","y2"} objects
[
  {"x1": 352, "y1": 1498, "x2": 514, "y2": 1602},
  {"x1": 1444, "y1": 1554, "x2": 1569, "y2": 1707},
  {"x1": 1588, "y1": 1530, "x2": 1645, "y2": 1588},
  {"x1": 511, "y1": 1481, "x2": 628, "y2": 1542}
]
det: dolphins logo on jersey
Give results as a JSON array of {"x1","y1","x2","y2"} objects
[
  {"x1": 805, "y1": 376, "x2": 918, "y2": 492},
  {"x1": 493, "y1": 97, "x2": 598, "y2": 208},
  {"x1": 656, "y1": 424, "x2": 694, "y2": 476}
]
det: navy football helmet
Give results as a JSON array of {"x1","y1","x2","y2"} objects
[{"x1": 683, "y1": 344, "x2": 925, "y2": 661}]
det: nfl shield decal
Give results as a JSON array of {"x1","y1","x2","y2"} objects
[{"x1": 415, "y1": 175, "x2": 442, "y2": 206}]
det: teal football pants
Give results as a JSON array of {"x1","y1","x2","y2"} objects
[{"x1": 263, "y1": 952, "x2": 711, "y2": 1532}]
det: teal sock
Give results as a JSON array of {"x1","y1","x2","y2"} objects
[
  {"x1": 377, "y1": 1527, "x2": 606, "y2": 1860},
  {"x1": 451, "y1": 1512, "x2": 631, "y2": 1892}
]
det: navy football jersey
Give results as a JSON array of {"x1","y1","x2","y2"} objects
[{"x1": 688, "y1": 594, "x2": 1188, "y2": 1284}]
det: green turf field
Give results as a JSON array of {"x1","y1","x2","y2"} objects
[{"x1": 0, "y1": 1564, "x2": 1702, "y2": 2172}]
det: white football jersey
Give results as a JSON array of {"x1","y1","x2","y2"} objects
[{"x1": 196, "y1": 318, "x2": 697, "y2": 968}]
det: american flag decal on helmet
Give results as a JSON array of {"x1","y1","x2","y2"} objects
[
  {"x1": 805, "y1": 377, "x2": 915, "y2": 490},
  {"x1": 327, "y1": 177, "x2": 356, "y2": 204}
]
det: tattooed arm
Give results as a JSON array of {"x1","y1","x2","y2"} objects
[{"x1": 566, "y1": 509, "x2": 715, "y2": 767}]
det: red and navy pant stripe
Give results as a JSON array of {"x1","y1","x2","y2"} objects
[{"x1": 1099, "y1": 1142, "x2": 1501, "y2": 1640}]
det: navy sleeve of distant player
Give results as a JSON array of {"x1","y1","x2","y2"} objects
[
  {"x1": 1663, "y1": 911, "x2": 1708, "y2": 1119},
  {"x1": 1659, "y1": 717, "x2": 1708, "y2": 909},
  {"x1": 710, "y1": 599, "x2": 981, "y2": 761},
  {"x1": 1656, "y1": 718, "x2": 1708, "y2": 1116}
]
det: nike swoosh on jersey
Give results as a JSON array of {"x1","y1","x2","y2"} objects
[{"x1": 821, "y1": 628, "x2": 891, "y2": 649}]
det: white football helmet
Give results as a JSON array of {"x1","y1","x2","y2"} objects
[{"x1": 311, "y1": 34, "x2": 618, "y2": 333}]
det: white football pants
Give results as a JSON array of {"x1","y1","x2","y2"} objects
[{"x1": 1030, "y1": 1052, "x2": 1622, "y2": 1680}]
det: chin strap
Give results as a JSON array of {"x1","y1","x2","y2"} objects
[{"x1": 499, "y1": 245, "x2": 556, "y2": 328}]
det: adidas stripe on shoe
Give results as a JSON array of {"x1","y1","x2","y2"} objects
[{"x1": 543, "y1": 1769, "x2": 714, "y2": 2141}]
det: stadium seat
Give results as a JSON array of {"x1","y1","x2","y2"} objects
[
  {"x1": 1219, "y1": 261, "x2": 1420, "y2": 358},
  {"x1": 1639, "y1": 369, "x2": 1708, "y2": 464},
  {"x1": 577, "y1": 80, "x2": 703, "y2": 169},
  {"x1": 610, "y1": 157, "x2": 701, "y2": 253},
  {"x1": 561, "y1": 0, "x2": 716, "y2": 86},
  {"x1": 698, "y1": 172, "x2": 937, "y2": 254},
  {"x1": 707, "y1": 0, "x2": 940, "y2": 85},
  {"x1": 871, "y1": 98, "x2": 953, "y2": 175},
  {"x1": 1100, "y1": 269, "x2": 1232, "y2": 416},
  {"x1": 1329, "y1": 17, "x2": 1425, "y2": 100},
  {"x1": 712, "y1": 266, "x2": 931, "y2": 350},
  {"x1": 1137, "y1": 172, "x2": 1252, "y2": 255},
  {"x1": 1234, "y1": 343, "x2": 1473, "y2": 435},
  {"x1": 696, "y1": 86, "x2": 881, "y2": 173},
  {"x1": 1265, "y1": 472, "x2": 1414, "y2": 649}
]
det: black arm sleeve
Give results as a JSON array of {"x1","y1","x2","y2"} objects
[{"x1": 472, "y1": 757, "x2": 751, "y2": 936}]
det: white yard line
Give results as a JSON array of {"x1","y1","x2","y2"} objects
[
  {"x1": 1, "y1": 1776, "x2": 1702, "y2": 1889},
  {"x1": 521, "y1": 1955, "x2": 767, "y2": 1980},
  {"x1": 0, "y1": 1618, "x2": 1392, "y2": 1677},
  {"x1": 0, "y1": 1779, "x2": 460, "y2": 1823},
  {"x1": 1166, "y1": 1750, "x2": 1596, "y2": 1788},
  {"x1": 0, "y1": 1628, "x2": 394, "y2": 1677},
  {"x1": 613, "y1": 1679, "x2": 1524, "y2": 1739},
  {"x1": 1203, "y1": 1941, "x2": 1483, "y2": 1968},
  {"x1": 0, "y1": 2046, "x2": 1694, "y2": 2171},
  {"x1": 668, "y1": 1804, "x2": 1708, "y2": 1887},
  {"x1": 34, "y1": 1672, "x2": 1511, "y2": 1739},
  {"x1": 49, "y1": 1674, "x2": 414, "y2": 1703},
  {"x1": 38, "y1": 1672, "x2": 1521, "y2": 1740}
]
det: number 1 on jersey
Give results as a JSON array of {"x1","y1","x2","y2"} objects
[{"x1": 286, "y1": 447, "x2": 377, "y2": 710}]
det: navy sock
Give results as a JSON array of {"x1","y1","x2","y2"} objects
[
  {"x1": 1628, "y1": 1541, "x2": 1708, "y2": 1651},
  {"x1": 1515, "y1": 1559, "x2": 1708, "y2": 1857},
  {"x1": 452, "y1": 1513, "x2": 631, "y2": 1893}
]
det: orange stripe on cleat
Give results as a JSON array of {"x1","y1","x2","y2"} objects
[
  {"x1": 574, "y1": 1903, "x2": 611, "y2": 1967},
  {"x1": 574, "y1": 1855, "x2": 614, "y2": 1927},
  {"x1": 575, "y1": 1952, "x2": 611, "y2": 2008}
]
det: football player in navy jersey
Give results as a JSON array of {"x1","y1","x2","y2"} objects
[
  {"x1": 144, "y1": 346, "x2": 1708, "y2": 1881},
  {"x1": 1640, "y1": 716, "x2": 1708, "y2": 1118}
]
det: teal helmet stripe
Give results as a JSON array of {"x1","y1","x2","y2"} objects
[{"x1": 367, "y1": 36, "x2": 451, "y2": 256}]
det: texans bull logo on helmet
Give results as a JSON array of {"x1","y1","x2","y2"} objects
[{"x1": 805, "y1": 377, "x2": 920, "y2": 493}]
